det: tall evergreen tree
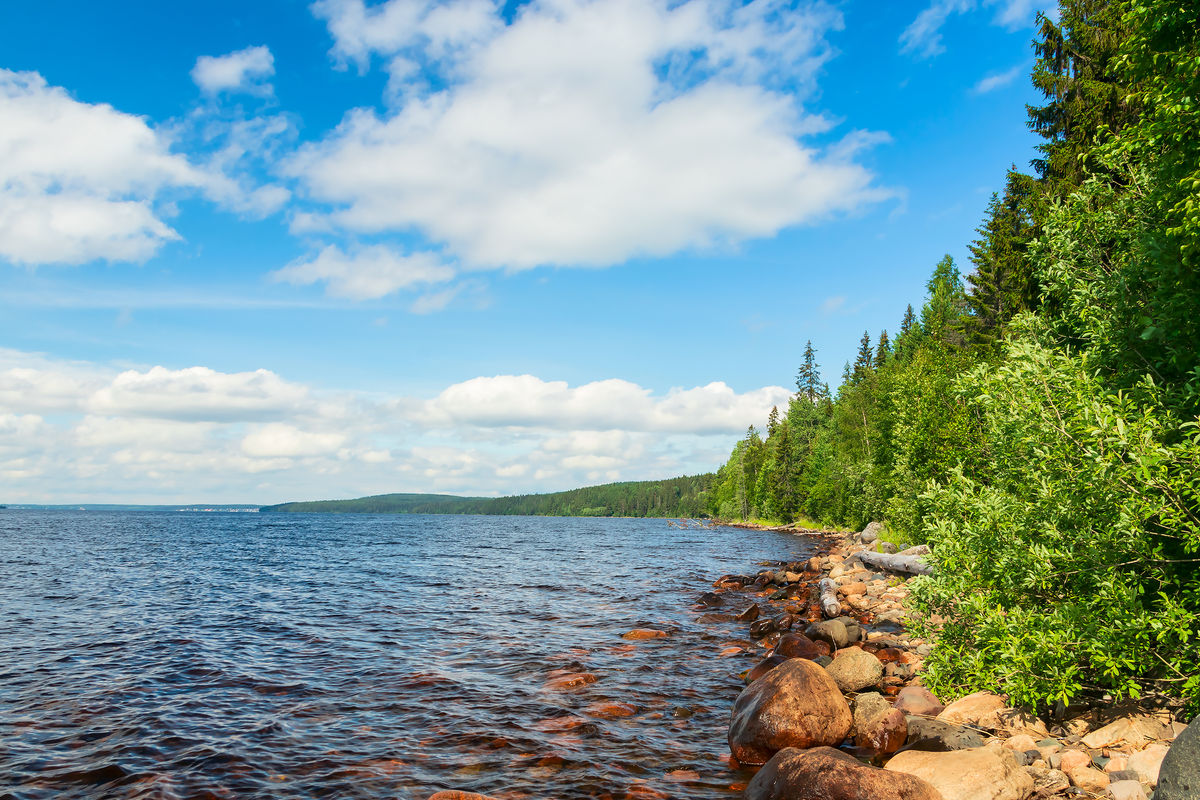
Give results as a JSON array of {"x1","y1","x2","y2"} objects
[
  {"x1": 874, "y1": 330, "x2": 891, "y2": 368},
  {"x1": 922, "y1": 255, "x2": 968, "y2": 346},
  {"x1": 795, "y1": 341, "x2": 824, "y2": 402},
  {"x1": 895, "y1": 305, "x2": 917, "y2": 360},
  {"x1": 967, "y1": 169, "x2": 1041, "y2": 344},
  {"x1": 852, "y1": 331, "x2": 873, "y2": 381}
]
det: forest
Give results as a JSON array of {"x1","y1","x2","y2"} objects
[
  {"x1": 261, "y1": 474, "x2": 713, "y2": 517},
  {"x1": 708, "y1": 0, "x2": 1200, "y2": 711}
]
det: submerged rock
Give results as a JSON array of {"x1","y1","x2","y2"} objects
[
  {"x1": 621, "y1": 629, "x2": 668, "y2": 640},
  {"x1": 428, "y1": 792, "x2": 502, "y2": 800},
  {"x1": 728, "y1": 658, "x2": 853, "y2": 765},
  {"x1": 746, "y1": 746, "x2": 942, "y2": 800}
]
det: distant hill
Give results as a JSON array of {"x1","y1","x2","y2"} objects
[{"x1": 260, "y1": 475, "x2": 714, "y2": 518}]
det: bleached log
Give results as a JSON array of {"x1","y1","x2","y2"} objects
[
  {"x1": 857, "y1": 550, "x2": 933, "y2": 576},
  {"x1": 818, "y1": 578, "x2": 842, "y2": 618}
]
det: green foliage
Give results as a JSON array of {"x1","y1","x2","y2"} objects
[
  {"x1": 967, "y1": 169, "x2": 1042, "y2": 345},
  {"x1": 910, "y1": 332, "x2": 1200, "y2": 709}
]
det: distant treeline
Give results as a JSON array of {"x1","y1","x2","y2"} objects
[{"x1": 260, "y1": 475, "x2": 714, "y2": 518}]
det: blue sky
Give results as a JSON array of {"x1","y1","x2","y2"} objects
[{"x1": 0, "y1": 0, "x2": 1053, "y2": 503}]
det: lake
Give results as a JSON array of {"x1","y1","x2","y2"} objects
[{"x1": 0, "y1": 511, "x2": 817, "y2": 799}]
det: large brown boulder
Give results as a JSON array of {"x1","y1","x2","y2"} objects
[
  {"x1": 745, "y1": 746, "x2": 943, "y2": 800},
  {"x1": 886, "y1": 747, "x2": 1035, "y2": 800},
  {"x1": 852, "y1": 693, "x2": 908, "y2": 756},
  {"x1": 894, "y1": 685, "x2": 945, "y2": 717},
  {"x1": 774, "y1": 633, "x2": 825, "y2": 660},
  {"x1": 729, "y1": 658, "x2": 853, "y2": 765},
  {"x1": 935, "y1": 691, "x2": 1007, "y2": 729}
]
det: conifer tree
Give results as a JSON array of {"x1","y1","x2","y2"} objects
[
  {"x1": 874, "y1": 330, "x2": 891, "y2": 368},
  {"x1": 895, "y1": 305, "x2": 917, "y2": 360},
  {"x1": 967, "y1": 169, "x2": 1040, "y2": 344},
  {"x1": 795, "y1": 341, "x2": 824, "y2": 402},
  {"x1": 767, "y1": 406, "x2": 779, "y2": 438},
  {"x1": 922, "y1": 256, "x2": 968, "y2": 346},
  {"x1": 852, "y1": 331, "x2": 873, "y2": 381}
]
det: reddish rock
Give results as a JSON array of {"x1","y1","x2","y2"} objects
[
  {"x1": 543, "y1": 672, "x2": 598, "y2": 691},
  {"x1": 745, "y1": 653, "x2": 792, "y2": 684},
  {"x1": 935, "y1": 691, "x2": 1007, "y2": 729},
  {"x1": 745, "y1": 746, "x2": 943, "y2": 800},
  {"x1": 728, "y1": 658, "x2": 853, "y2": 765},
  {"x1": 428, "y1": 793, "x2": 502, "y2": 800},
  {"x1": 584, "y1": 701, "x2": 637, "y2": 719},
  {"x1": 622, "y1": 629, "x2": 668, "y2": 640},
  {"x1": 737, "y1": 604, "x2": 762, "y2": 622},
  {"x1": 894, "y1": 686, "x2": 944, "y2": 717},
  {"x1": 841, "y1": 581, "x2": 869, "y2": 597},
  {"x1": 774, "y1": 633, "x2": 824, "y2": 660}
]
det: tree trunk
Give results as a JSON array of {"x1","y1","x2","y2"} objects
[
  {"x1": 856, "y1": 550, "x2": 933, "y2": 576},
  {"x1": 818, "y1": 578, "x2": 842, "y2": 618}
]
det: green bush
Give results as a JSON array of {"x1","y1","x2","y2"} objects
[{"x1": 909, "y1": 330, "x2": 1200, "y2": 711}]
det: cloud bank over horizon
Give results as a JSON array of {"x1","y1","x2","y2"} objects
[{"x1": 0, "y1": 348, "x2": 791, "y2": 504}]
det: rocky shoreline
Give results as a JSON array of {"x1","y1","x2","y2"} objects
[{"x1": 425, "y1": 522, "x2": 1196, "y2": 800}]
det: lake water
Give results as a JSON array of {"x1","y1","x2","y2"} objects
[{"x1": 0, "y1": 511, "x2": 817, "y2": 799}]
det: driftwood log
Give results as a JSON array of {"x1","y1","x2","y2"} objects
[
  {"x1": 856, "y1": 549, "x2": 933, "y2": 576},
  {"x1": 818, "y1": 578, "x2": 842, "y2": 618}
]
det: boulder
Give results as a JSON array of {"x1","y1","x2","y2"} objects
[
  {"x1": 728, "y1": 658, "x2": 853, "y2": 765},
  {"x1": 774, "y1": 633, "x2": 825, "y2": 660},
  {"x1": 1082, "y1": 714, "x2": 1173, "y2": 749},
  {"x1": 825, "y1": 647, "x2": 884, "y2": 693},
  {"x1": 895, "y1": 685, "x2": 945, "y2": 718},
  {"x1": 860, "y1": 522, "x2": 884, "y2": 545},
  {"x1": 1157, "y1": 716, "x2": 1200, "y2": 800},
  {"x1": 905, "y1": 717, "x2": 985, "y2": 751},
  {"x1": 737, "y1": 604, "x2": 761, "y2": 622},
  {"x1": 806, "y1": 619, "x2": 849, "y2": 650},
  {"x1": 698, "y1": 591, "x2": 722, "y2": 607},
  {"x1": 1126, "y1": 743, "x2": 1170, "y2": 787},
  {"x1": 1067, "y1": 766, "x2": 1109, "y2": 793},
  {"x1": 936, "y1": 691, "x2": 1007, "y2": 729},
  {"x1": 886, "y1": 747, "x2": 1035, "y2": 800},
  {"x1": 1108, "y1": 780, "x2": 1150, "y2": 800},
  {"x1": 746, "y1": 746, "x2": 942, "y2": 800},
  {"x1": 852, "y1": 694, "x2": 907, "y2": 756}
]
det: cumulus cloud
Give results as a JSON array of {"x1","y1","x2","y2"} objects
[
  {"x1": 290, "y1": 0, "x2": 890, "y2": 275},
  {"x1": 0, "y1": 349, "x2": 788, "y2": 502},
  {"x1": 901, "y1": 0, "x2": 1055, "y2": 58},
  {"x1": 420, "y1": 374, "x2": 792, "y2": 434},
  {"x1": 0, "y1": 69, "x2": 287, "y2": 266},
  {"x1": 271, "y1": 243, "x2": 455, "y2": 299},
  {"x1": 192, "y1": 46, "x2": 276, "y2": 95}
]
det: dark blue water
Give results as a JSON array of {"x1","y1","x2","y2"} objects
[{"x1": 0, "y1": 511, "x2": 815, "y2": 800}]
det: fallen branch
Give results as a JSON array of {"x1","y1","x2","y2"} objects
[
  {"x1": 857, "y1": 550, "x2": 933, "y2": 576},
  {"x1": 818, "y1": 578, "x2": 841, "y2": 617}
]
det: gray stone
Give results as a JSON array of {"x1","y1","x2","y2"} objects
[
  {"x1": 825, "y1": 648, "x2": 884, "y2": 693},
  {"x1": 860, "y1": 521, "x2": 884, "y2": 545},
  {"x1": 1157, "y1": 716, "x2": 1200, "y2": 800},
  {"x1": 905, "y1": 716, "x2": 985, "y2": 751},
  {"x1": 806, "y1": 619, "x2": 849, "y2": 650}
]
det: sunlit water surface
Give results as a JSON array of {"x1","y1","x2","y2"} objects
[{"x1": 0, "y1": 511, "x2": 817, "y2": 800}]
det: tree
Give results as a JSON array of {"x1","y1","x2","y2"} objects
[
  {"x1": 921, "y1": 255, "x2": 968, "y2": 347},
  {"x1": 795, "y1": 340, "x2": 824, "y2": 402},
  {"x1": 966, "y1": 169, "x2": 1041, "y2": 344},
  {"x1": 852, "y1": 331, "x2": 873, "y2": 382},
  {"x1": 874, "y1": 330, "x2": 892, "y2": 368}
]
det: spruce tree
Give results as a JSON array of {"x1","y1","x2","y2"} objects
[
  {"x1": 922, "y1": 256, "x2": 968, "y2": 347},
  {"x1": 874, "y1": 330, "x2": 891, "y2": 369},
  {"x1": 896, "y1": 304, "x2": 917, "y2": 360},
  {"x1": 967, "y1": 169, "x2": 1040, "y2": 344},
  {"x1": 795, "y1": 341, "x2": 823, "y2": 402},
  {"x1": 853, "y1": 331, "x2": 873, "y2": 381}
]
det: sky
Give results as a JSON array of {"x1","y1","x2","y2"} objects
[{"x1": 0, "y1": 0, "x2": 1054, "y2": 504}]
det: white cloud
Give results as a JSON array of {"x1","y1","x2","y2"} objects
[
  {"x1": 291, "y1": 0, "x2": 890, "y2": 276},
  {"x1": 0, "y1": 69, "x2": 287, "y2": 266},
  {"x1": 191, "y1": 45, "x2": 276, "y2": 95},
  {"x1": 0, "y1": 349, "x2": 787, "y2": 502},
  {"x1": 271, "y1": 244, "x2": 455, "y2": 299},
  {"x1": 87, "y1": 366, "x2": 311, "y2": 422},
  {"x1": 901, "y1": 0, "x2": 1055, "y2": 58},
  {"x1": 421, "y1": 374, "x2": 791, "y2": 434},
  {"x1": 971, "y1": 65, "x2": 1022, "y2": 94},
  {"x1": 241, "y1": 423, "x2": 345, "y2": 457}
]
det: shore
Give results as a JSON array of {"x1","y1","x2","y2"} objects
[{"x1": 425, "y1": 520, "x2": 1195, "y2": 800}]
